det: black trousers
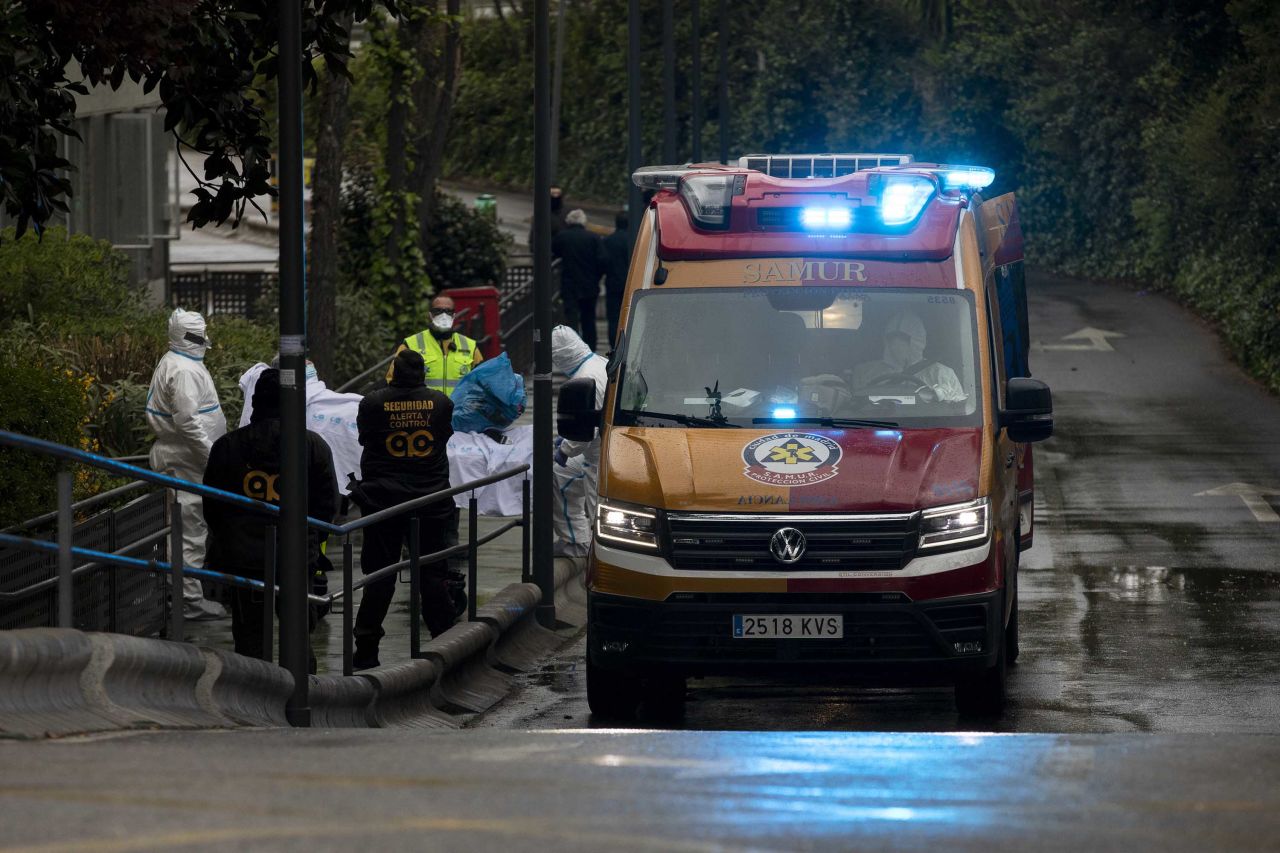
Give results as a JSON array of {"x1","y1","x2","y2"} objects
[
  {"x1": 229, "y1": 583, "x2": 317, "y2": 671},
  {"x1": 573, "y1": 295, "x2": 596, "y2": 348},
  {"x1": 354, "y1": 509, "x2": 455, "y2": 645}
]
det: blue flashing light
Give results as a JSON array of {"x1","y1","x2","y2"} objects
[
  {"x1": 801, "y1": 207, "x2": 827, "y2": 228},
  {"x1": 801, "y1": 206, "x2": 853, "y2": 231},
  {"x1": 880, "y1": 177, "x2": 934, "y2": 226},
  {"x1": 772, "y1": 407, "x2": 797, "y2": 420},
  {"x1": 940, "y1": 167, "x2": 995, "y2": 191},
  {"x1": 826, "y1": 206, "x2": 852, "y2": 229}
]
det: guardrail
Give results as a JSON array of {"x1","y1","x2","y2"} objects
[{"x1": 0, "y1": 428, "x2": 534, "y2": 682}]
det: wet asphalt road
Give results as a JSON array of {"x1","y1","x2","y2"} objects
[{"x1": 474, "y1": 271, "x2": 1280, "y2": 734}]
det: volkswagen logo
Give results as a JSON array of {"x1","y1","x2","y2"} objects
[{"x1": 769, "y1": 527, "x2": 806, "y2": 564}]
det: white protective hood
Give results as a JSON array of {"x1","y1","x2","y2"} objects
[{"x1": 168, "y1": 309, "x2": 210, "y2": 360}]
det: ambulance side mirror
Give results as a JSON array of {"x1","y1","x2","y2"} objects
[
  {"x1": 557, "y1": 377, "x2": 600, "y2": 442},
  {"x1": 1001, "y1": 377, "x2": 1053, "y2": 443}
]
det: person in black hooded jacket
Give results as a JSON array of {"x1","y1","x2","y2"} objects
[
  {"x1": 351, "y1": 348, "x2": 455, "y2": 669},
  {"x1": 203, "y1": 369, "x2": 339, "y2": 661}
]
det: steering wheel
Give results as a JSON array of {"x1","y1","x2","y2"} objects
[{"x1": 865, "y1": 372, "x2": 938, "y2": 403}]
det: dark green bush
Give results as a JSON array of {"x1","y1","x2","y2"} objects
[
  {"x1": 0, "y1": 227, "x2": 141, "y2": 329},
  {"x1": 0, "y1": 357, "x2": 85, "y2": 526},
  {"x1": 424, "y1": 190, "x2": 511, "y2": 291}
]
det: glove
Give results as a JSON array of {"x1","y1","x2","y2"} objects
[{"x1": 554, "y1": 447, "x2": 568, "y2": 467}]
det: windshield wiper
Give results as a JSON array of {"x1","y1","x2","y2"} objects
[
  {"x1": 627, "y1": 410, "x2": 742, "y2": 428},
  {"x1": 751, "y1": 416, "x2": 899, "y2": 429}
]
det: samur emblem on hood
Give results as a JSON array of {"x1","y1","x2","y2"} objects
[{"x1": 741, "y1": 432, "x2": 841, "y2": 488}]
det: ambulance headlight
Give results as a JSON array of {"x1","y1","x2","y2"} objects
[
  {"x1": 879, "y1": 176, "x2": 935, "y2": 226},
  {"x1": 597, "y1": 501, "x2": 660, "y2": 550},
  {"x1": 919, "y1": 497, "x2": 989, "y2": 550},
  {"x1": 940, "y1": 167, "x2": 995, "y2": 191},
  {"x1": 679, "y1": 175, "x2": 737, "y2": 230}
]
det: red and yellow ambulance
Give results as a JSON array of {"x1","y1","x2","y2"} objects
[{"x1": 556, "y1": 153, "x2": 1052, "y2": 717}]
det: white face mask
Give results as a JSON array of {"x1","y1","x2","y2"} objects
[{"x1": 431, "y1": 312, "x2": 455, "y2": 332}]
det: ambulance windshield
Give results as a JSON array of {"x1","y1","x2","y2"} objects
[{"x1": 615, "y1": 287, "x2": 982, "y2": 428}]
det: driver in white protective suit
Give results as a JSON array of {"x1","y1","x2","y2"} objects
[
  {"x1": 851, "y1": 310, "x2": 967, "y2": 402},
  {"x1": 146, "y1": 309, "x2": 228, "y2": 620},
  {"x1": 551, "y1": 325, "x2": 607, "y2": 556}
]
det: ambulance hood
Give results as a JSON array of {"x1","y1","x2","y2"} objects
[{"x1": 601, "y1": 426, "x2": 983, "y2": 513}]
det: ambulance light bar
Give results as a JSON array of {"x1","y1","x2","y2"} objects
[
  {"x1": 739, "y1": 153, "x2": 914, "y2": 178},
  {"x1": 937, "y1": 166, "x2": 995, "y2": 191}
]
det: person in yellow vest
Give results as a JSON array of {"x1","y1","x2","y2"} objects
[
  {"x1": 385, "y1": 291, "x2": 484, "y2": 617},
  {"x1": 389, "y1": 293, "x2": 484, "y2": 394}
]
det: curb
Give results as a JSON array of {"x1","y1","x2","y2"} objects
[
  {"x1": 475, "y1": 582, "x2": 563, "y2": 672},
  {"x1": 356, "y1": 660, "x2": 457, "y2": 729},
  {"x1": 417, "y1": 621, "x2": 511, "y2": 714},
  {"x1": 309, "y1": 673, "x2": 376, "y2": 728},
  {"x1": 0, "y1": 558, "x2": 589, "y2": 737}
]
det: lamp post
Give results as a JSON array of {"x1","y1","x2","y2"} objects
[
  {"x1": 276, "y1": 0, "x2": 311, "y2": 726},
  {"x1": 532, "y1": 0, "x2": 556, "y2": 628}
]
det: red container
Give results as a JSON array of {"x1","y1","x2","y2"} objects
[{"x1": 446, "y1": 285, "x2": 502, "y2": 360}]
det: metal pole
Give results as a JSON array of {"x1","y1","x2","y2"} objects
[
  {"x1": 533, "y1": 0, "x2": 557, "y2": 629},
  {"x1": 56, "y1": 471, "x2": 73, "y2": 629},
  {"x1": 627, "y1": 0, "x2": 643, "y2": 247},
  {"x1": 467, "y1": 495, "x2": 478, "y2": 622},
  {"x1": 662, "y1": 0, "x2": 676, "y2": 164},
  {"x1": 521, "y1": 478, "x2": 531, "y2": 584},
  {"x1": 717, "y1": 0, "x2": 729, "y2": 164},
  {"x1": 691, "y1": 0, "x2": 702, "y2": 163},
  {"x1": 263, "y1": 525, "x2": 277, "y2": 663},
  {"x1": 169, "y1": 496, "x2": 184, "y2": 642},
  {"x1": 550, "y1": 0, "x2": 566, "y2": 184},
  {"x1": 409, "y1": 516, "x2": 421, "y2": 658},
  {"x1": 277, "y1": 0, "x2": 310, "y2": 727},
  {"x1": 342, "y1": 535, "x2": 353, "y2": 677}
]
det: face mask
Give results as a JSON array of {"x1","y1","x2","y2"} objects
[{"x1": 431, "y1": 312, "x2": 455, "y2": 332}]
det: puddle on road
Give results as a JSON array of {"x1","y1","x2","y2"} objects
[{"x1": 513, "y1": 660, "x2": 582, "y2": 694}]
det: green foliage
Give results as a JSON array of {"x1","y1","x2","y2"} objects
[
  {"x1": 0, "y1": 227, "x2": 141, "y2": 327},
  {"x1": 2, "y1": 0, "x2": 408, "y2": 235},
  {"x1": 449, "y1": 0, "x2": 1280, "y2": 393},
  {"x1": 0, "y1": 356, "x2": 87, "y2": 525},
  {"x1": 333, "y1": 282, "x2": 396, "y2": 388},
  {"x1": 204, "y1": 316, "x2": 279, "y2": 428},
  {"x1": 425, "y1": 190, "x2": 511, "y2": 290}
]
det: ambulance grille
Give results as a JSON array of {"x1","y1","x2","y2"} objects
[
  {"x1": 665, "y1": 513, "x2": 920, "y2": 572},
  {"x1": 739, "y1": 153, "x2": 914, "y2": 179}
]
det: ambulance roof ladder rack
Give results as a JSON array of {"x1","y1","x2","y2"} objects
[{"x1": 738, "y1": 153, "x2": 914, "y2": 179}]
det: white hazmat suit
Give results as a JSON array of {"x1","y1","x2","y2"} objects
[
  {"x1": 551, "y1": 325, "x2": 607, "y2": 556},
  {"x1": 851, "y1": 310, "x2": 967, "y2": 403},
  {"x1": 146, "y1": 309, "x2": 227, "y2": 616}
]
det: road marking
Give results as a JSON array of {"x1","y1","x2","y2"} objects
[
  {"x1": 1033, "y1": 327, "x2": 1125, "y2": 352},
  {"x1": 1194, "y1": 483, "x2": 1280, "y2": 523}
]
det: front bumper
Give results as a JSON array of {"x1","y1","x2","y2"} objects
[{"x1": 588, "y1": 588, "x2": 1003, "y2": 679}]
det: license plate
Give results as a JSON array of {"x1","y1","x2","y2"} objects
[{"x1": 733, "y1": 614, "x2": 843, "y2": 639}]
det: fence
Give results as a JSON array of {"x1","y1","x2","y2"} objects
[
  {"x1": 170, "y1": 269, "x2": 279, "y2": 320},
  {"x1": 0, "y1": 429, "x2": 541, "y2": 688}
]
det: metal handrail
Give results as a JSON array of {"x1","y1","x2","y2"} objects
[
  {"x1": 0, "y1": 527, "x2": 169, "y2": 600},
  {"x1": 334, "y1": 354, "x2": 394, "y2": 393},
  {"x1": 0, "y1": 426, "x2": 536, "y2": 678},
  {"x1": 1, "y1": 478, "x2": 151, "y2": 534},
  {"x1": 0, "y1": 532, "x2": 328, "y2": 604}
]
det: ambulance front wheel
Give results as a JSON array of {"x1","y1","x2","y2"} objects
[
  {"x1": 587, "y1": 652, "x2": 641, "y2": 720},
  {"x1": 954, "y1": 629, "x2": 1007, "y2": 718}
]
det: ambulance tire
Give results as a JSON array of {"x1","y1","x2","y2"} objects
[
  {"x1": 954, "y1": 631, "x2": 1007, "y2": 718},
  {"x1": 1006, "y1": 543, "x2": 1020, "y2": 665},
  {"x1": 642, "y1": 674, "x2": 687, "y2": 721},
  {"x1": 586, "y1": 653, "x2": 641, "y2": 720},
  {"x1": 1006, "y1": 586, "x2": 1020, "y2": 666}
]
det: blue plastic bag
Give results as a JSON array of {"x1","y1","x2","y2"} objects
[{"x1": 450, "y1": 352, "x2": 527, "y2": 433}]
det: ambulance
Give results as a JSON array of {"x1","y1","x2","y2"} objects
[{"x1": 556, "y1": 153, "x2": 1052, "y2": 718}]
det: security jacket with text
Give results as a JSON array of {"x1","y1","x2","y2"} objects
[{"x1": 355, "y1": 349, "x2": 454, "y2": 512}]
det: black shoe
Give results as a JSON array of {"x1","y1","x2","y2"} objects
[{"x1": 352, "y1": 646, "x2": 380, "y2": 671}]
